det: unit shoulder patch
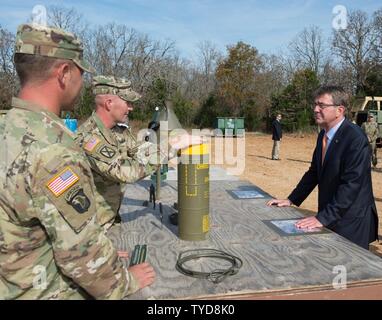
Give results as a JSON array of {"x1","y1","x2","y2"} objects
[
  {"x1": 65, "y1": 184, "x2": 91, "y2": 214},
  {"x1": 98, "y1": 145, "x2": 116, "y2": 159}
]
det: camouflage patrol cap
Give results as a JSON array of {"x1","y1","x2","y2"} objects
[
  {"x1": 14, "y1": 24, "x2": 95, "y2": 73},
  {"x1": 92, "y1": 75, "x2": 141, "y2": 102}
]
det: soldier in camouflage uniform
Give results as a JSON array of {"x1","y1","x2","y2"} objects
[
  {"x1": 361, "y1": 114, "x2": 379, "y2": 167},
  {"x1": 76, "y1": 76, "x2": 160, "y2": 227},
  {"x1": 0, "y1": 24, "x2": 155, "y2": 300}
]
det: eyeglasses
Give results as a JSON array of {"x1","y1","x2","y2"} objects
[{"x1": 311, "y1": 102, "x2": 339, "y2": 110}]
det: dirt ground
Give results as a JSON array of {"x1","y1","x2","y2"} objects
[{"x1": 216, "y1": 132, "x2": 382, "y2": 237}]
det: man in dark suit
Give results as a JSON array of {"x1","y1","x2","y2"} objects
[
  {"x1": 271, "y1": 114, "x2": 282, "y2": 160},
  {"x1": 267, "y1": 86, "x2": 378, "y2": 250}
]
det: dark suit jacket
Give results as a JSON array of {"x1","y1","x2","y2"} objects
[
  {"x1": 272, "y1": 120, "x2": 282, "y2": 141},
  {"x1": 288, "y1": 119, "x2": 378, "y2": 249}
]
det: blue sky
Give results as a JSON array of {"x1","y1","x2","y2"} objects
[{"x1": 0, "y1": 0, "x2": 381, "y2": 60}]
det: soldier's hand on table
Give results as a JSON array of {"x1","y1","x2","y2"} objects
[
  {"x1": 295, "y1": 216, "x2": 323, "y2": 230},
  {"x1": 169, "y1": 134, "x2": 203, "y2": 150},
  {"x1": 117, "y1": 250, "x2": 129, "y2": 259},
  {"x1": 266, "y1": 199, "x2": 292, "y2": 207},
  {"x1": 128, "y1": 262, "x2": 156, "y2": 289}
]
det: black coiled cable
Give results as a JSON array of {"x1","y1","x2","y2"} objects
[{"x1": 175, "y1": 249, "x2": 243, "y2": 284}]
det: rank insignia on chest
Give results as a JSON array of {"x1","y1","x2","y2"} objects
[
  {"x1": 84, "y1": 136, "x2": 101, "y2": 152},
  {"x1": 99, "y1": 145, "x2": 116, "y2": 158},
  {"x1": 46, "y1": 167, "x2": 80, "y2": 197}
]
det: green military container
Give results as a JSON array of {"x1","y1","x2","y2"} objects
[
  {"x1": 214, "y1": 117, "x2": 245, "y2": 137},
  {"x1": 234, "y1": 117, "x2": 245, "y2": 137},
  {"x1": 224, "y1": 118, "x2": 235, "y2": 136},
  {"x1": 377, "y1": 110, "x2": 382, "y2": 127},
  {"x1": 216, "y1": 117, "x2": 226, "y2": 130},
  {"x1": 215, "y1": 117, "x2": 226, "y2": 136}
]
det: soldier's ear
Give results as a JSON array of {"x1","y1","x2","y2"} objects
[
  {"x1": 104, "y1": 97, "x2": 113, "y2": 111},
  {"x1": 56, "y1": 62, "x2": 71, "y2": 87}
]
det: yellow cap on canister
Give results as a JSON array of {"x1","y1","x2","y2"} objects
[{"x1": 181, "y1": 143, "x2": 209, "y2": 155}]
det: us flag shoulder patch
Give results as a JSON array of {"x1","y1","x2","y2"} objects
[
  {"x1": 84, "y1": 136, "x2": 101, "y2": 152},
  {"x1": 46, "y1": 167, "x2": 80, "y2": 197}
]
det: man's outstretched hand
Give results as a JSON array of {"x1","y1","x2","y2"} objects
[
  {"x1": 266, "y1": 199, "x2": 292, "y2": 207},
  {"x1": 169, "y1": 133, "x2": 204, "y2": 150},
  {"x1": 295, "y1": 216, "x2": 323, "y2": 230}
]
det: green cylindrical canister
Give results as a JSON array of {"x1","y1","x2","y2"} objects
[{"x1": 178, "y1": 144, "x2": 209, "y2": 241}]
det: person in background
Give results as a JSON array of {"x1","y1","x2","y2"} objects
[
  {"x1": 271, "y1": 113, "x2": 282, "y2": 160},
  {"x1": 361, "y1": 114, "x2": 379, "y2": 168}
]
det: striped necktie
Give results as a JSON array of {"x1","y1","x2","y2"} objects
[{"x1": 321, "y1": 133, "x2": 328, "y2": 165}]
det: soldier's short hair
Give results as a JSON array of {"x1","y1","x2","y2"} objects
[
  {"x1": 313, "y1": 85, "x2": 349, "y2": 109},
  {"x1": 14, "y1": 53, "x2": 75, "y2": 86}
]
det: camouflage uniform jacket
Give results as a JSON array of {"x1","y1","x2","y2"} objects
[
  {"x1": 112, "y1": 123, "x2": 137, "y2": 156},
  {"x1": 76, "y1": 112, "x2": 159, "y2": 223},
  {"x1": 361, "y1": 122, "x2": 379, "y2": 144},
  {"x1": 0, "y1": 98, "x2": 138, "y2": 300},
  {"x1": 111, "y1": 123, "x2": 138, "y2": 198}
]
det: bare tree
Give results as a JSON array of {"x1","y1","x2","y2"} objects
[
  {"x1": 130, "y1": 34, "x2": 176, "y2": 91},
  {"x1": 47, "y1": 5, "x2": 88, "y2": 37},
  {"x1": 86, "y1": 23, "x2": 138, "y2": 77},
  {"x1": 85, "y1": 23, "x2": 178, "y2": 93},
  {"x1": 289, "y1": 25, "x2": 327, "y2": 75},
  {"x1": 258, "y1": 54, "x2": 289, "y2": 116},
  {"x1": 0, "y1": 25, "x2": 17, "y2": 109},
  {"x1": 321, "y1": 61, "x2": 354, "y2": 92},
  {"x1": 373, "y1": 8, "x2": 382, "y2": 64},
  {"x1": 273, "y1": 47, "x2": 304, "y2": 85},
  {"x1": 332, "y1": 9, "x2": 379, "y2": 93},
  {"x1": 195, "y1": 40, "x2": 221, "y2": 100},
  {"x1": 0, "y1": 26, "x2": 15, "y2": 76}
]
